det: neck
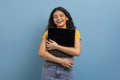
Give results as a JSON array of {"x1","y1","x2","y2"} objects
[{"x1": 57, "y1": 25, "x2": 67, "y2": 29}]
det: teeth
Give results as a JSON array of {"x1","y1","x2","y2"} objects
[
  {"x1": 58, "y1": 22, "x2": 62, "y2": 23},
  {"x1": 57, "y1": 20, "x2": 63, "y2": 23}
]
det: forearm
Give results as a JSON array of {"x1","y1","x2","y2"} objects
[
  {"x1": 56, "y1": 39, "x2": 81, "y2": 56},
  {"x1": 38, "y1": 39, "x2": 63, "y2": 64},
  {"x1": 56, "y1": 45, "x2": 80, "y2": 56},
  {"x1": 38, "y1": 39, "x2": 75, "y2": 68},
  {"x1": 38, "y1": 50, "x2": 62, "y2": 64}
]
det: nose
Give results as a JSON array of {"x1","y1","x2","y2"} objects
[{"x1": 57, "y1": 16, "x2": 61, "y2": 20}]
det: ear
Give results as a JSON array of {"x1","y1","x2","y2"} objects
[{"x1": 66, "y1": 17, "x2": 69, "y2": 20}]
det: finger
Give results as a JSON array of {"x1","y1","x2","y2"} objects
[
  {"x1": 69, "y1": 59, "x2": 73, "y2": 64},
  {"x1": 46, "y1": 40, "x2": 51, "y2": 44},
  {"x1": 70, "y1": 62, "x2": 73, "y2": 65},
  {"x1": 49, "y1": 39, "x2": 54, "y2": 43},
  {"x1": 46, "y1": 48, "x2": 51, "y2": 50},
  {"x1": 68, "y1": 63, "x2": 73, "y2": 68},
  {"x1": 70, "y1": 60, "x2": 74, "y2": 64},
  {"x1": 68, "y1": 61, "x2": 73, "y2": 65},
  {"x1": 46, "y1": 43, "x2": 49, "y2": 47},
  {"x1": 66, "y1": 64, "x2": 72, "y2": 69}
]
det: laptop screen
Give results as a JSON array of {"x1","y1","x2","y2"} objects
[{"x1": 48, "y1": 27, "x2": 75, "y2": 47}]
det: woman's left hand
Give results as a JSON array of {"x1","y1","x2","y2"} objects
[{"x1": 46, "y1": 39, "x2": 58, "y2": 50}]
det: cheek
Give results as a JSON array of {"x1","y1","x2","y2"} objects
[{"x1": 53, "y1": 19, "x2": 57, "y2": 24}]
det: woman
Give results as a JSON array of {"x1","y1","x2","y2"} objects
[{"x1": 38, "y1": 7, "x2": 81, "y2": 80}]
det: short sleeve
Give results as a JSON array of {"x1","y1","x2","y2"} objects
[
  {"x1": 75, "y1": 29, "x2": 81, "y2": 39},
  {"x1": 42, "y1": 31, "x2": 48, "y2": 39}
]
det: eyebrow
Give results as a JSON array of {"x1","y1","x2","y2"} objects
[{"x1": 53, "y1": 13, "x2": 65, "y2": 16}]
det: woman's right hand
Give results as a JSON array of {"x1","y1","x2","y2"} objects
[{"x1": 60, "y1": 58, "x2": 73, "y2": 68}]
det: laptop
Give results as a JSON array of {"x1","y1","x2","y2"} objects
[
  {"x1": 47, "y1": 27, "x2": 75, "y2": 58},
  {"x1": 48, "y1": 27, "x2": 75, "y2": 47}
]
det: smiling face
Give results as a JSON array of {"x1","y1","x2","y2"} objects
[{"x1": 53, "y1": 10, "x2": 68, "y2": 28}]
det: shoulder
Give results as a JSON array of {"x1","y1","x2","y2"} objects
[
  {"x1": 75, "y1": 29, "x2": 80, "y2": 33},
  {"x1": 42, "y1": 30, "x2": 48, "y2": 39},
  {"x1": 75, "y1": 29, "x2": 81, "y2": 39}
]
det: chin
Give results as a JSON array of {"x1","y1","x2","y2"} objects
[
  {"x1": 57, "y1": 26, "x2": 65, "y2": 28},
  {"x1": 57, "y1": 25, "x2": 65, "y2": 28}
]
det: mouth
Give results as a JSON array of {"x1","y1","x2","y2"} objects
[{"x1": 56, "y1": 20, "x2": 63, "y2": 24}]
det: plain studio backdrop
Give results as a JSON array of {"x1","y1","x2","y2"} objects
[{"x1": 0, "y1": 0, "x2": 120, "y2": 80}]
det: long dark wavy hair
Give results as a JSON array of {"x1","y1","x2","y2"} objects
[{"x1": 47, "y1": 7, "x2": 75, "y2": 29}]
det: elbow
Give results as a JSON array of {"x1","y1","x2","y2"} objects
[
  {"x1": 75, "y1": 52, "x2": 80, "y2": 56},
  {"x1": 75, "y1": 47, "x2": 81, "y2": 56},
  {"x1": 38, "y1": 50, "x2": 44, "y2": 57},
  {"x1": 38, "y1": 52, "x2": 42, "y2": 57},
  {"x1": 74, "y1": 50, "x2": 81, "y2": 56}
]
